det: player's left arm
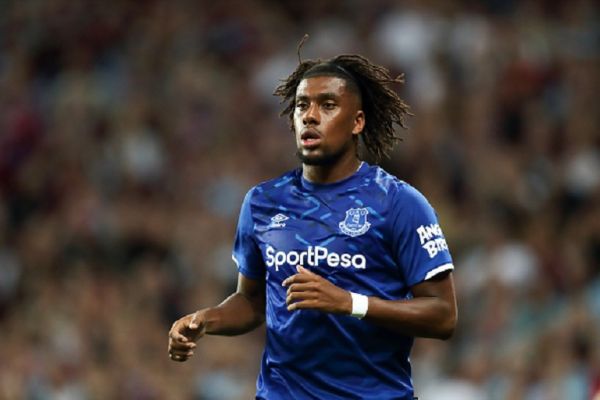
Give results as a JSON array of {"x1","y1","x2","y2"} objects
[
  {"x1": 364, "y1": 271, "x2": 457, "y2": 339},
  {"x1": 283, "y1": 267, "x2": 457, "y2": 340}
]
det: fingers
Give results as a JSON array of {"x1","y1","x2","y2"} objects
[
  {"x1": 285, "y1": 292, "x2": 319, "y2": 311},
  {"x1": 284, "y1": 267, "x2": 324, "y2": 311},
  {"x1": 286, "y1": 287, "x2": 317, "y2": 306},
  {"x1": 284, "y1": 268, "x2": 347, "y2": 314},
  {"x1": 168, "y1": 331, "x2": 196, "y2": 357},
  {"x1": 169, "y1": 327, "x2": 189, "y2": 344},
  {"x1": 286, "y1": 282, "x2": 317, "y2": 294},
  {"x1": 168, "y1": 311, "x2": 207, "y2": 362},
  {"x1": 169, "y1": 319, "x2": 195, "y2": 343},
  {"x1": 282, "y1": 266, "x2": 319, "y2": 287},
  {"x1": 286, "y1": 280, "x2": 321, "y2": 311},
  {"x1": 169, "y1": 350, "x2": 194, "y2": 362},
  {"x1": 169, "y1": 343, "x2": 195, "y2": 356},
  {"x1": 168, "y1": 338, "x2": 196, "y2": 362},
  {"x1": 168, "y1": 312, "x2": 203, "y2": 362},
  {"x1": 170, "y1": 354, "x2": 186, "y2": 362},
  {"x1": 287, "y1": 299, "x2": 318, "y2": 311},
  {"x1": 168, "y1": 330, "x2": 197, "y2": 362},
  {"x1": 169, "y1": 312, "x2": 204, "y2": 342},
  {"x1": 297, "y1": 265, "x2": 317, "y2": 275},
  {"x1": 169, "y1": 337, "x2": 196, "y2": 352}
]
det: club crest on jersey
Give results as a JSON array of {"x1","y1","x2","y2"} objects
[{"x1": 339, "y1": 208, "x2": 371, "y2": 237}]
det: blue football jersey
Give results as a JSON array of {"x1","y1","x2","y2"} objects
[{"x1": 232, "y1": 162, "x2": 454, "y2": 400}]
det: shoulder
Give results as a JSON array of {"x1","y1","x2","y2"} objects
[
  {"x1": 243, "y1": 169, "x2": 300, "y2": 203},
  {"x1": 367, "y1": 164, "x2": 433, "y2": 211},
  {"x1": 368, "y1": 165, "x2": 426, "y2": 200},
  {"x1": 238, "y1": 169, "x2": 299, "y2": 226}
]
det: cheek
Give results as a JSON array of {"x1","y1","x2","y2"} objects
[
  {"x1": 324, "y1": 113, "x2": 351, "y2": 135},
  {"x1": 293, "y1": 112, "x2": 303, "y2": 132}
]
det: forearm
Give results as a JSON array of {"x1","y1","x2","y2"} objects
[
  {"x1": 365, "y1": 296, "x2": 456, "y2": 339},
  {"x1": 284, "y1": 268, "x2": 457, "y2": 339},
  {"x1": 203, "y1": 292, "x2": 265, "y2": 336}
]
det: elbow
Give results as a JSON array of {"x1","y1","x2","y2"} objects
[
  {"x1": 255, "y1": 312, "x2": 266, "y2": 326},
  {"x1": 437, "y1": 325, "x2": 455, "y2": 340},
  {"x1": 437, "y1": 308, "x2": 458, "y2": 340}
]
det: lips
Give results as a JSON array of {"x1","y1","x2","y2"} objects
[{"x1": 300, "y1": 129, "x2": 322, "y2": 148}]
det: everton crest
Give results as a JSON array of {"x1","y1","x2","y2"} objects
[{"x1": 339, "y1": 208, "x2": 371, "y2": 237}]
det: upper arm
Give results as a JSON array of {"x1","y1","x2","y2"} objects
[
  {"x1": 411, "y1": 272, "x2": 457, "y2": 319},
  {"x1": 232, "y1": 189, "x2": 266, "y2": 279},
  {"x1": 232, "y1": 189, "x2": 266, "y2": 317},
  {"x1": 392, "y1": 185, "x2": 454, "y2": 287},
  {"x1": 237, "y1": 273, "x2": 266, "y2": 316}
]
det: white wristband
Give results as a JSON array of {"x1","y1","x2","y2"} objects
[{"x1": 350, "y1": 292, "x2": 369, "y2": 319}]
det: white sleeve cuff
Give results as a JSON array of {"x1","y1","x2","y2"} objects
[{"x1": 424, "y1": 263, "x2": 454, "y2": 281}]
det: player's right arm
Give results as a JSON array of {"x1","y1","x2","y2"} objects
[
  {"x1": 169, "y1": 188, "x2": 266, "y2": 362},
  {"x1": 168, "y1": 273, "x2": 265, "y2": 362}
]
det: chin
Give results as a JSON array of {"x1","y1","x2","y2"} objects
[{"x1": 296, "y1": 150, "x2": 334, "y2": 166}]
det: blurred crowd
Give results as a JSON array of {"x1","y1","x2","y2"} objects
[{"x1": 0, "y1": 0, "x2": 599, "y2": 399}]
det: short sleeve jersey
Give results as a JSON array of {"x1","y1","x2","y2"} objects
[{"x1": 232, "y1": 163, "x2": 454, "y2": 400}]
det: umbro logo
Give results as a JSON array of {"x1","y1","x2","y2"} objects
[{"x1": 269, "y1": 213, "x2": 288, "y2": 228}]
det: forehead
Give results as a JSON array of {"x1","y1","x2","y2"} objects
[{"x1": 296, "y1": 76, "x2": 352, "y2": 98}]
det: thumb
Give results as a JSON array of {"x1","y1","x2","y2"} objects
[{"x1": 188, "y1": 311, "x2": 200, "y2": 330}]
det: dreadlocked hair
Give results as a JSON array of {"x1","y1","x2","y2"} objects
[{"x1": 273, "y1": 54, "x2": 412, "y2": 162}]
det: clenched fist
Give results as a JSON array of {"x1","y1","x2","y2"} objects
[
  {"x1": 283, "y1": 266, "x2": 352, "y2": 315},
  {"x1": 168, "y1": 310, "x2": 205, "y2": 362}
]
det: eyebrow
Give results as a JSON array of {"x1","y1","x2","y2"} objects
[{"x1": 296, "y1": 92, "x2": 340, "y2": 101}]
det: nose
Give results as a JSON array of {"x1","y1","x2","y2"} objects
[{"x1": 302, "y1": 103, "x2": 319, "y2": 126}]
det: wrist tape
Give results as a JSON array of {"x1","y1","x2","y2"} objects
[{"x1": 350, "y1": 292, "x2": 369, "y2": 319}]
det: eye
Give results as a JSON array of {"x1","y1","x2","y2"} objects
[
  {"x1": 323, "y1": 101, "x2": 337, "y2": 110},
  {"x1": 295, "y1": 101, "x2": 308, "y2": 111}
]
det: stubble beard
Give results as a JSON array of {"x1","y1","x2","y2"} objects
[
  {"x1": 296, "y1": 142, "x2": 352, "y2": 166},
  {"x1": 296, "y1": 150, "x2": 339, "y2": 166}
]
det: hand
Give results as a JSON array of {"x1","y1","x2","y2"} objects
[
  {"x1": 282, "y1": 266, "x2": 352, "y2": 315},
  {"x1": 168, "y1": 310, "x2": 205, "y2": 362}
]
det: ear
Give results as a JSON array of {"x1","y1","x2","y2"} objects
[{"x1": 352, "y1": 110, "x2": 365, "y2": 136}]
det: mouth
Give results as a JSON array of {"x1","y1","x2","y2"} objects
[{"x1": 300, "y1": 129, "x2": 322, "y2": 148}]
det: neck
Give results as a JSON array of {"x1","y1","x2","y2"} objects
[{"x1": 302, "y1": 154, "x2": 362, "y2": 184}]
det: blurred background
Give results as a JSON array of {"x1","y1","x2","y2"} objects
[{"x1": 0, "y1": 0, "x2": 599, "y2": 399}]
